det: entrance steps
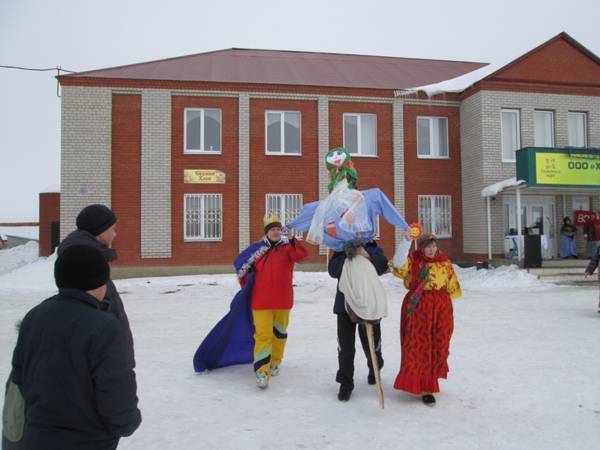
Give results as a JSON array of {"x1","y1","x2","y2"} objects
[
  {"x1": 485, "y1": 258, "x2": 596, "y2": 286},
  {"x1": 527, "y1": 259, "x2": 595, "y2": 286}
]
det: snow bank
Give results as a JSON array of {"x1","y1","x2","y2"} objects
[
  {"x1": 456, "y1": 264, "x2": 546, "y2": 291},
  {"x1": 0, "y1": 241, "x2": 42, "y2": 276}
]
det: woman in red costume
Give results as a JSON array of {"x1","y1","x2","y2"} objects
[{"x1": 390, "y1": 233, "x2": 462, "y2": 406}]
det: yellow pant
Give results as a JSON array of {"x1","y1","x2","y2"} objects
[{"x1": 252, "y1": 309, "x2": 290, "y2": 377}]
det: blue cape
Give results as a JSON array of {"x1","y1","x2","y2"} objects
[
  {"x1": 193, "y1": 240, "x2": 268, "y2": 372},
  {"x1": 287, "y1": 188, "x2": 408, "y2": 251}
]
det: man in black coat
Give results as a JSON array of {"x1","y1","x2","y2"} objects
[
  {"x1": 3, "y1": 244, "x2": 141, "y2": 450},
  {"x1": 328, "y1": 241, "x2": 389, "y2": 401},
  {"x1": 58, "y1": 204, "x2": 134, "y2": 361}
]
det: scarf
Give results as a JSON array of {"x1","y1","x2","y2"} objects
[{"x1": 406, "y1": 249, "x2": 449, "y2": 316}]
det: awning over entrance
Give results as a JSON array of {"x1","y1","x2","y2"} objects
[{"x1": 481, "y1": 178, "x2": 527, "y2": 261}]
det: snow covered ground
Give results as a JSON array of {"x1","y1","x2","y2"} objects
[{"x1": 1, "y1": 244, "x2": 599, "y2": 449}]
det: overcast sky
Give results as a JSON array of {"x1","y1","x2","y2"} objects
[{"x1": 1, "y1": 0, "x2": 600, "y2": 221}]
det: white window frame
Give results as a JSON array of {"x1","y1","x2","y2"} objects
[
  {"x1": 416, "y1": 116, "x2": 449, "y2": 159},
  {"x1": 184, "y1": 108, "x2": 222, "y2": 154},
  {"x1": 568, "y1": 112, "x2": 588, "y2": 147},
  {"x1": 418, "y1": 195, "x2": 452, "y2": 238},
  {"x1": 501, "y1": 109, "x2": 521, "y2": 162},
  {"x1": 343, "y1": 113, "x2": 378, "y2": 157},
  {"x1": 534, "y1": 110, "x2": 555, "y2": 147},
  {"x1": 183, "y1": 193, "x2": 223, "y2": 241},
  {"x1": 265, "y1": 193, "x2": 304, "y2": 238},
  {"x1": 265, "y1": 111, "x2": 302, "y2": 156}
]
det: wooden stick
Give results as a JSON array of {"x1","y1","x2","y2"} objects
[{"x1": 365, "y1": 323, "x2": 384, "y2": 409}]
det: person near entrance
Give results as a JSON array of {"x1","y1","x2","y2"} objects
[{"x1": 559, "y1": 217, "x2": 578, "y2": 259}]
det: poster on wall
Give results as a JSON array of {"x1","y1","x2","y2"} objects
[{"x1": 574, "y1": 210, "x2": 594, "y2": 225}]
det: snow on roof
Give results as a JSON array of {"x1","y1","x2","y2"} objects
[
  {"x1": 40, "y1": 184, "x2": 60, "y2": 193},
  {"x1": 0, "y1": 227, "x2": 39, "y2": 240},
  {"x1": 394, "y1": 61, "x2": 500, "y2": 97},
  {"x1": 481, "y1": 177, "x2": 526, "y2": 197}
]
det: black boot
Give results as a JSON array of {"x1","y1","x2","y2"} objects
[
  {"x1": 421, "y1": 394, "x2": 436, "y2": 406},
  {"x1": 338, "y1": 384, "x2": 354, "y2": 401}
]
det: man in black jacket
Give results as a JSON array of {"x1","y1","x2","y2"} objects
[
  {"x1": 58, "y1": 204, "x2": 134, "y2": 361},
  {"x1": 4, "y1": 244, "x2": 141, "y2": 450},
  {"x1": 328, "y1": 241, "x2": 389, "y2": 401}
]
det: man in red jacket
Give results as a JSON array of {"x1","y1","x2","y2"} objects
[{"x1": 251, "y1": 213, "x2": 308, "y2": 389}]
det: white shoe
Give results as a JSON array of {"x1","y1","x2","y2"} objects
[
  {"x1": 256, "y1": 371, "x2": 268, "y2": 389},
  {"x1": 270, "y1": 365, "x2": 280, "y2": 376}
]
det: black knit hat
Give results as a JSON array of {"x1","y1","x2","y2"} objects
[
  {"x1": 54, "y1": 244, "x2": 110, "y2": 291},
  {"x1": 76, "y1": 204, "x2": 117, "y2": 236}
]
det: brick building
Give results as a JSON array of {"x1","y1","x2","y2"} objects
[{"x1": 53, "y1": 32, "x2": 600, "y2": 274}]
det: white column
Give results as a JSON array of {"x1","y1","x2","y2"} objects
[{"x1": 516, "y1": 186, "x2": 522, "y2": 261}]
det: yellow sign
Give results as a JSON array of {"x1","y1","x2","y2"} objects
[
  {"x1": 184, "y1": 170, "x2": 226, "y2": 184},
  {"x1": 535, "y1": 153, "x2": 600, "y2": 186}
]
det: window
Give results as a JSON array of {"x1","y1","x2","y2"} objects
[
  {"x1": 266, "y1": 111, "x2": 301, "y2": 155},
  {"x1": 572, "y1": 196, "x2": 590, "y2": 211},
  {"x1": 265, "y1": 194, "x2": 303, "y2": 238},
  {"x1": 534, "y1": 110, "x2": 554, "y2": 147},
  {"x1": 501, "y1": 109, "x2": 520, "y2": 162},
  {"x1": 185, "y1": 108, "x2": 222, "y2": 153},
  {"x1": 568, "y1": 112, "x2": 587, "y2": 147},
  {"x1": 343, "y1": 113, "x2": 377, "y2": 156},
  {"x1": 417, "y1": 117, "x2": 449, "y2": 158},
  {"x1": 418, "y1": 195, "x2": 452, "y2": 238},
  {"x1": 184, "y1": 194, "x2": 222, "y2": 241}
]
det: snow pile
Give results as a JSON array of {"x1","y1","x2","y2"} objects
[
  {"x1": 0, "y1": 241, "x2": 42, "y2": 276},
  {"x1": 456, "y1": 264, "x2": 546, "y2": 291}
]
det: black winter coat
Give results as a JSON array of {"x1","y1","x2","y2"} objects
[
  {"x1": 58, "y1": 230, "x2": 135, "y2": 362},
  {"x1": 327, "y1": 242, "x2": 389, "y2": 315},
  {"x1": 10, "y1": 289, "x2": 141, "y2": 450}
]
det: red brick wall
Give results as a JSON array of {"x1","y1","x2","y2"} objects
[
  {"x1": 403, "y1": 104, "x2": 463, "y2": 259},
  {"x1": 111, "y1": 94, "x2": 143, "y2": 266},
  {"x1": 328, "y1": 101, "x2": 396, "y2": 258},
  {"x1": 39, "y1": 192, "x2": 60, "y2": 256},
  {"x1": 492, "y1": 37, "x2": 600, "y2": 86},
  {"x1": 170, "y1": 96, "x2": 240, "y2": 265},
  {"x1": 249, "y1": 98, "x2": 322, "y2": 262}
]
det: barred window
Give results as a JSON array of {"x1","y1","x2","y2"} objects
[
  {"x1": 265, "y1": 194, "x2": 303, "y2": 238},
  {"x1": 184, "y1": 194, "x2": 223, "y2": 241},
  {"x1": 418, "y1": 195, "x2": 452, "y2": 238}
]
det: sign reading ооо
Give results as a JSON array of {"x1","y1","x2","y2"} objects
[{"x1": 535, "y1": 153, "x2": 600, "y2": 186}]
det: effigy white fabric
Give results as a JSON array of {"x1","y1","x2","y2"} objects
[
  {"x1": 306, "y1": 179, "x2": 370, "y2": 245},
  {"x1": 339, "y1": 254, "x2": 388, "y2": 321}
]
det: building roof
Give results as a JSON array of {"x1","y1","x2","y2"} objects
[
  {"x1": 396, "y1": 32, "x2": 600, "y2": 97},
  {"x1": 61, "y1": 48, "x2": 487, "y2": 90}
]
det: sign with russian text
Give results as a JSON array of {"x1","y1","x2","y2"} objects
[
  {"x1": 184, "y1": 170, "x2": 226, "y2": 184},
  {"x1": 535, "y1": 153, "x2": 600, "y2": 186}
]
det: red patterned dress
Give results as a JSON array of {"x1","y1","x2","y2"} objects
[{"x1": 390, "y1": 250, "x2": 462, "y2": 395}]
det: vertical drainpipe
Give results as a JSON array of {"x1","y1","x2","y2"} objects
[{"x1": 486, "y1": 196, "x2": 492, "y2": 260}]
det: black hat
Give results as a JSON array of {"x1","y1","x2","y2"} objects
[
  {"x1": 54, "y1": 244, "x2": 110, "y2": 291},
  {"x1": 76, "y1": 204, "x2": 117, "y2": 236}
]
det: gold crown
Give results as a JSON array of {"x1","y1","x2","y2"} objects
[{"x1": 263, "y1": 212, "x2": 281, "y2": 228}]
